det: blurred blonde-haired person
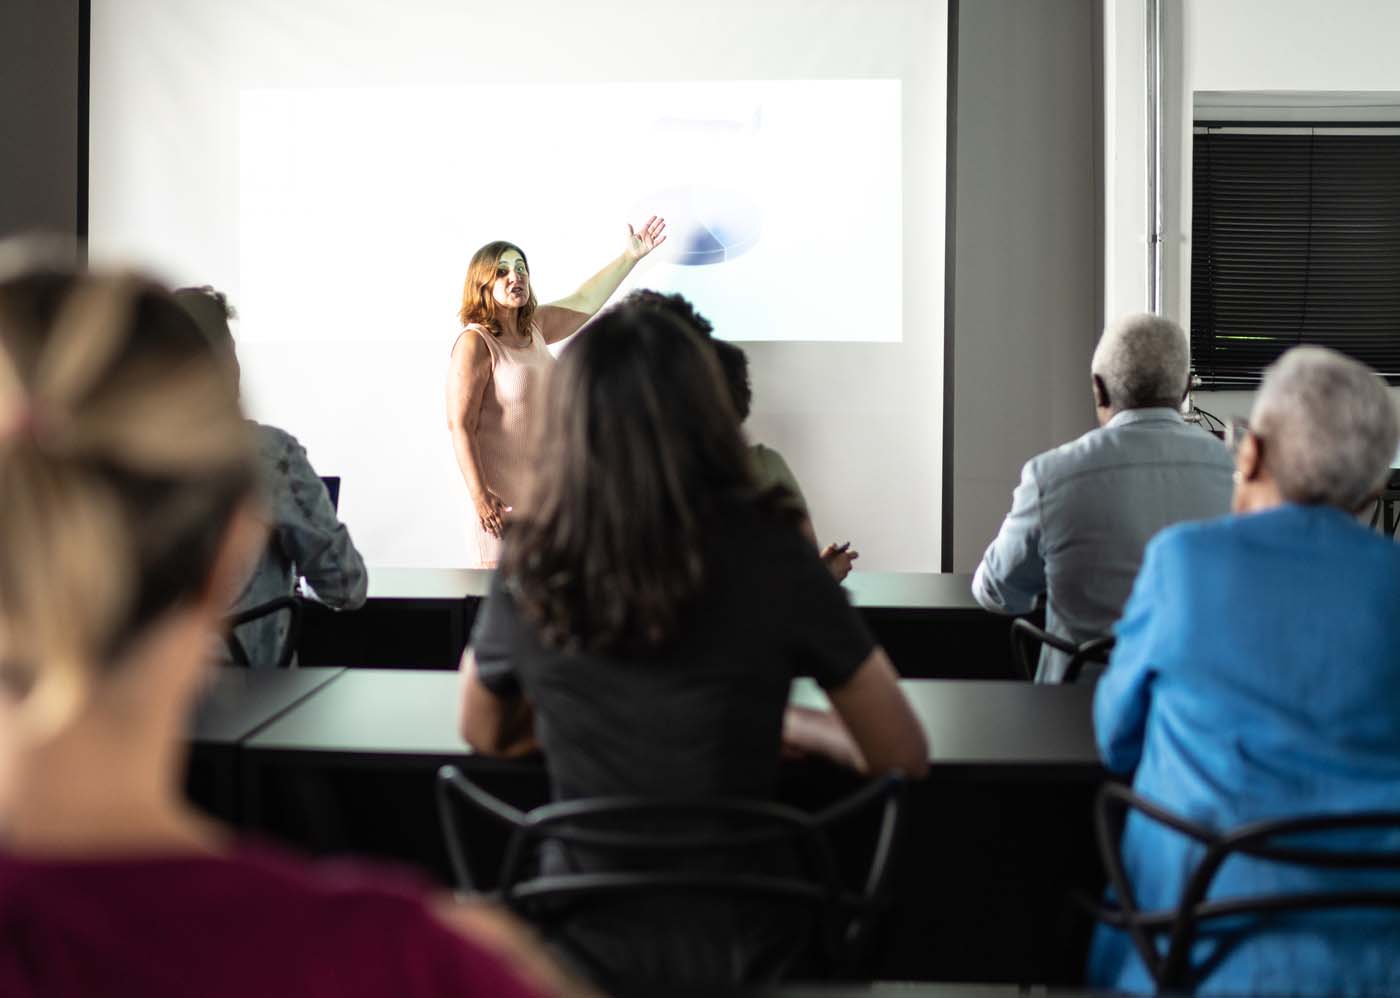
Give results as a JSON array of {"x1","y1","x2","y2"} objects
[{"x1": 0, "y1": 261, "x2": 582, "y2": 998}]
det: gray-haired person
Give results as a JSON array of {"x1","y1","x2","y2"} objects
[
  {"x1": 1090, "y1": 346, "x2": 1400, "y2": 995},
  {"x1": 972, "y1": 314, "x2": 1234, "y2": 681},
  {"x1": 174, "y1": 286, "x2": 367, "y2": 667}
]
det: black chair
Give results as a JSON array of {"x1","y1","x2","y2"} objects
[
  {"x1": 1010, "y1": 617, "x2": 1114, "y2": 683},
  {"x1": 1077, "y1": 781, "x2": 1400, "y2": 992},
  {"x1": 435, "y1": 765, "x2": 906, "y2": 989},
  {"x1": 224, "y1": 595, "x2": 303, "y2": 669}
]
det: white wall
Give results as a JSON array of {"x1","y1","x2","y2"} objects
[
  {"x1": 1102, "y1": 0, "x2": 1149, "y2": 321},
  {"x1": 1106, "y1": 0, "x2": 1400, "y2": 413}
]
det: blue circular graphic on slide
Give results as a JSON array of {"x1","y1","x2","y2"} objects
[{"x1": 637, "y1": 186, "x2": 763, "y2": 266}]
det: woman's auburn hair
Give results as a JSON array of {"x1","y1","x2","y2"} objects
[
  {"x1": 500, "y1": 293, "x2": 801, "y2": 656},
  {"x1": 0, "y1": 265, "x2": 256, "y2": 735},
  {"x1": 458, "y1": 240, "x2": 538, "y2": 337}
]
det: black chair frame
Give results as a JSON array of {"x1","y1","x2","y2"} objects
[
  {"x1": 1010, "y1": 617, "x2": 1114, "y2": 683},
  {"x1": 435, "y1": 765, "x2": 905, "y2": 982},
  {"x1": 225, "y1": 595, "x2": 303, "y2": 669},
  {"x1": 1078, "y1": 781, "x2": 1400, "y2": 991}
]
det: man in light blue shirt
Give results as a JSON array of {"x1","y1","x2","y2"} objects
[{"x1": 972, "y1": 314, "x2": 1233, "y2": 681}]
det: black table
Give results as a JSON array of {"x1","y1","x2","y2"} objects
[
  {"x1": 242, "y1": 669, "x2": 1098, "y2": 770},
  {"x1": 224, "y1": 669, "x2": 1104, "y2": 984},
  {"x1": 190, "y1": 666, "x2": 346, "y2": 744},
  {"x1": 300, "y1": 569, "x2": 1019, "y2": 679},
  {"x1": 186, "y1": 666, "x2": 343, "y2": 819},
  {"x1": 299, "y1": 569, "x2": 490, "y2": 672}
]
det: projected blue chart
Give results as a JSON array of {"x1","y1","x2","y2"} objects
[{"x1": 641, "y1": 186, "x2": 764, "y2": 266}]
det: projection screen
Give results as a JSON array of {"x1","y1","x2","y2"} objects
[{"x1": 87, "y1": 0, "x2": 948, "y2": 569}]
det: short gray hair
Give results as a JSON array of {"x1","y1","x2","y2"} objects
[
  {"x1": 1251, "y1": 346, "x2": 1399, "y2": 511},
  {"x1": 1090, "y1": 313, "x2": 1190, "y2": 410}
]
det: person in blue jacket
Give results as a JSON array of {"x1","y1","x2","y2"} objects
[{"x1": 1091, "y1": 346, "x2": 1400, "y2": 995}]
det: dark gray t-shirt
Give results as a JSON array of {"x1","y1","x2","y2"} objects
[{"x1": 472, "y1": 506, "x2": 874, "y2": 803}]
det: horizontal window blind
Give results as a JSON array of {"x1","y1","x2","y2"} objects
[{"x1": 1191, "y1": 129, "x2": 1400, "y2": 388}]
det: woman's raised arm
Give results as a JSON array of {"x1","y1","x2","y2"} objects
[{"x1": 537, "y1": 217, "x2": 667, "y2": 344}]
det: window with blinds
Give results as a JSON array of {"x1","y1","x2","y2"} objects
[{"x1": 1191, "y1": 128, "x2": 1400, "y2": 388}]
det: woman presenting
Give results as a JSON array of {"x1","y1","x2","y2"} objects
[{"x1": 447, "y1": 218, "x2": 666, "y2": 566}]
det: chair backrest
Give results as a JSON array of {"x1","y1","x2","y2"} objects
[
  {"x1": 435, "y1": 765, "x2": 905, "y2": 988},
  {"x1": 1009, "y1": 618, "x2": 1114, "y2": 683},
  {"x1": 224, "y1": 595, "x2": 303, "y2": 669},
  {"x1": 1064, "y1": 635, "x2": 1115, "y2": 683},
  {"x1": 1088, "y1": 781, "x2": 1400, "y2": 990}
]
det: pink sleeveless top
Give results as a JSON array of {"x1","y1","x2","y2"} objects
[{"x1": 455, "y1": 322, "x2": 554, "y2": 567}]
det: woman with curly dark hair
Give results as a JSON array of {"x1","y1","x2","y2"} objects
[{"x1": 457, "y1": 290, "x2": 926, "y2": 986}]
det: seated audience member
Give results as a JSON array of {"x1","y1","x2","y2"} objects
[
  {"x1": 1091, "y1": 347, "x2": 1400, "y2": 996},
  {"x1": 972, "y1": 313, "x2": 1233, "y2": 681},
  {"x1": 0, "y1": 264, "x2": 574, "y2": 998},
  {"x1": 174, "y1": 286, "x2": 366, "y2": 667},
  {"x1": 458, "y1": 293, "x2": 927, "y2": 984},
  {"x1": 630, "y1": 290, "x2": 858, "y2": 581}
]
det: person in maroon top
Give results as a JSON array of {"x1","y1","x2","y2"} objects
[{"x1": 0, "y1": 261, "x2": 581, "y2": 998}]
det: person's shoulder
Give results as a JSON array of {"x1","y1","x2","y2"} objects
[
  {"x1": 254, "y1": 421, "x2": 301, "y2": 453},
  {"x1": 1159, "y1": 418, "x2": 1234, "y2": 464},
  {"x1": 227, "y1": 843, "x2": 535, "y2": 995},
  {"x1": 709, "y1": 499, "x2": 816, "y2": 580},
  {"x1": 1146, "y1": 509, "x2": 1237, "y2": 564},
  {"x1": 749, "y1": 442, "x2": 792, "y2": 481},
  {"x1": 709, "y1": 496, "x2": 785, "y2": 543},
  {"x1": 1033, "y1": 415, "x2": 1230, "y2": 476},
  {"x1": 250, "y1": 422, "x2": 312, "y2": 479},
  {"x1": 452, "y1": 324, "x2": 497, "y2": 362},
  {"x1": 1024, "y1": 428, "x2": 1104, "y2": 481},
  {"x1": 0, "y1": 845, "x2": 525, "y2": 998}
]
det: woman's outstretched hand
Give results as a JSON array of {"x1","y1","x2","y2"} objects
[{"x1": 625, "y1": 216, "x2": 668, "y2": 261}]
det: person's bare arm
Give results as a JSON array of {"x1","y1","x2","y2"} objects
[
  {"x1": 446, "y1": 331, "x2": 508, "y2": 536},
  {"x1": 824, "y1": 648, "x2": 929, "y2": 778},
  {"x1": 457, "y1": 647, "x2": 538, "y2": 757},
  {"x1": 782, "y1": 705, "x2": 867, "y2": 769},
  {"x1": 537, "y1": 217, "x2": 668, "y2": 344},
  {"x1": 819, "y1": 541, "x2": 858, "y2": 582}
]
